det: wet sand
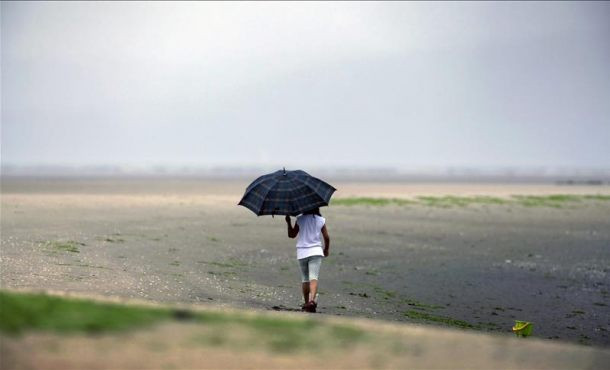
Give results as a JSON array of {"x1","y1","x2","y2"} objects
[{"x1": 2, "y1": 178, "x2": 609, "y2": 346}]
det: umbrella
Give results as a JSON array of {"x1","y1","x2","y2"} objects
[{"x1": 238, "y1": 168, "x2": 336, "y2": 216}]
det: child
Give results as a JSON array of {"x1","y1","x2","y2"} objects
[{"x1": 285, "y1": 207, "x2": 330, "y2": 313}]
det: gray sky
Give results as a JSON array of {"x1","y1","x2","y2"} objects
[{"x1": 2, "y1": 1, "x2": 609, "y2": 170}]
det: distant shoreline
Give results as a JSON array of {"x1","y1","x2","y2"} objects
[
  {"x1": 3, "y1": 164, "x2": 610, "y2": 183},
  {"x1": 2, "y1": 177, "x2": 609, "y2": 199},
  {"x1": 2, "y1": 173, "x2": 610, "y2": 185}
]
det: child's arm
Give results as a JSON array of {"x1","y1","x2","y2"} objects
[
  {"x1": 321, "y1": 224, "x2": 330, "y2": 256},
  {"x1": 285, "y1": 216, "x2": 299, "y2": 238}
]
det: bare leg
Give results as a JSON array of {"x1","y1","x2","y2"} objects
[
  {"x1": 301, "y1": 282, "x2": 310, "y2": 304},
  {"x1": 309, "y1": 279, "x2": 318, "y2": 302}
]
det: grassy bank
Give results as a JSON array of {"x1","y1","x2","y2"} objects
[
  {"x1": 0, "y1": 290, "x2": 367, "y2": 353},
  {"x1": 2, "y1": 291, "x2": 609, "y2": 370}
]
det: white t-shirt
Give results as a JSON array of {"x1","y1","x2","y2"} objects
[{"x1": 295, "y1": 214, "x2": 325, "y2": 260}]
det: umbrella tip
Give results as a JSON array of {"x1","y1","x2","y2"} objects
[{"x1": 283, "y1": 167, "x2": 286, "y2": 176}]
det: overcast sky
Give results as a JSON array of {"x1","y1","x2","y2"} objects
[{"x1": 2, "y1": 1, "x2": 609, "y2": 170}]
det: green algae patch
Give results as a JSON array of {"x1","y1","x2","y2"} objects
[
  {"x1": 511, "y1": 195, "x2": 580, "y2": 208},
  {"x1": 331, "y1": 194, "x2": 610, "y2": 209},
  {"x1": 331, "y1": 197, "x2": 415, "y2": 206},
  {"x1": 583, "y1": 194, "x2": 610, "y2": 201},
  {"x1": 404, "y1": 310, "x2": 477, "y2": 329},
  {"x1": 417, "y1": 196, "x2": 508, "y2": 208},
  {"x1": 42, "y1": 240, "x2": 85, "y2": 253},
  {"x1": 198, "y1": 258, "x2": 248, "y2": 269},
  {"x1": 402, "y1": 298, "x2": 445, "y2": 311}
]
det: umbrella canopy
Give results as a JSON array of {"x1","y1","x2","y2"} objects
[{"x1": 238, "y1": 168, "x2": 336, "y2": 216}]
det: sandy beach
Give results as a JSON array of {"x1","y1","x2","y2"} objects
[{"x1": 2, "y1": 177, "x2": 609, "y2": 347}]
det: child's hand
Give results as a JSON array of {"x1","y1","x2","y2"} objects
[
  {"x1": 324, "y1": 247, "x2": 330, "y2": 257},
  {"x1": 285, "y1": 215, "x2": 290, "y2": 223}
]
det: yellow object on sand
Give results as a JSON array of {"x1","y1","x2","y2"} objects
[{"x1": 512, "y1": 320, "x2": 533, "y2": 337}]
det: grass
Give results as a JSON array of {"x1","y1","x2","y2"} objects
[
  {"x1": 0, "y1": 290, "x2": 368, "y2": 354},
  {"x1": 0, "y1": 290, "x2": 171, "y2": 334},
  {"x1": 404, "y1": 310, "x2": 477, "y2": 329},
  {"x1": 331, "y1": 194, "x2": 610, "y2": 208}
]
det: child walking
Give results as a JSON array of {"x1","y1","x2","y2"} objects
[{"x1": 285, "y1": 207, "x2": 330, "y2": 313}]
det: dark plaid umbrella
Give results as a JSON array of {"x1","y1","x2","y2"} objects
[{"x1": 238, "y1": 168, "x2": 336, "y2": 216}]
